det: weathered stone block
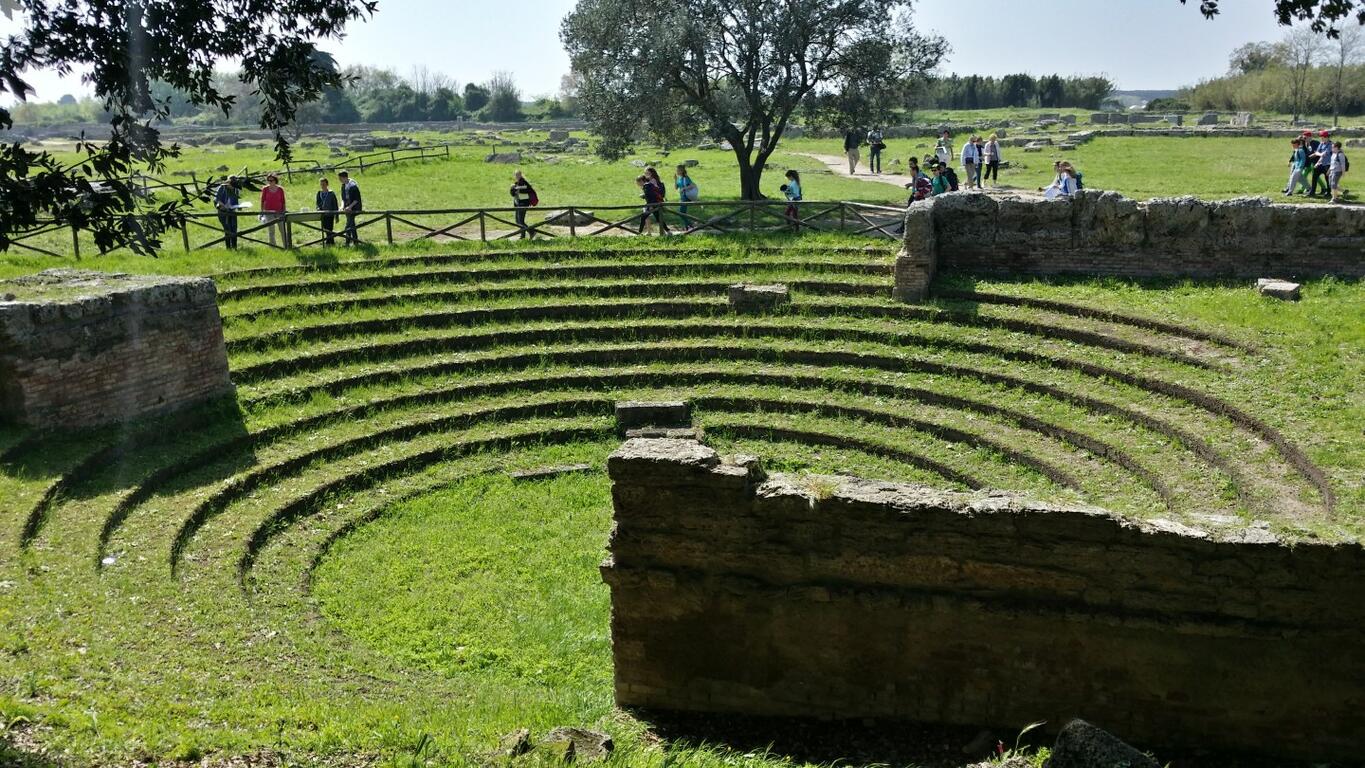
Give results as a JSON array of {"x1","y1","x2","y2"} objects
[
  {"x1": 1257, "y1": 278, "x2": 1302, "y2": 301},
  {"x1": 0, "y1": 270, "x2": 233, "y2": 429},
  {"x1": 603, "y1": 439, "x2": 1365, "y2": 762},
  {"x1": 727, "y1": 283, "x2": 791, "y2": 313},
  {"x1": 1049, "y1": 720, "x2": 1159, "y2": 768}
]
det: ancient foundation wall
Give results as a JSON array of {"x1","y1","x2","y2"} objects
[
  {"x1": 603, "y1": 438, "x2": 1365, "y2": 761},
  {"x1": 893, "y1": 193, "x2": 1365, "y2": 301},
  {"x1": 0, "y1": 270, "x2": 233, "y2": 429}
]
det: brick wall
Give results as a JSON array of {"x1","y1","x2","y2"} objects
[
  {"x1": 894, "y1": 193, "x2": 1365, "y2": 300},
  {"x1": 0, "y1": 270, "x2": 233, "y2": 429},
  {"x1": 603, "y1": 438, "x2": 1365, "y2": 761}
]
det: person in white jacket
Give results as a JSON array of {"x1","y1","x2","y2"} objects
[
  {"x1": 981, "y1": 134, "x2": 1002, "y2": 187},
  {"x1": 960, "y1": 137, "x2": 980, "y2": 189}
]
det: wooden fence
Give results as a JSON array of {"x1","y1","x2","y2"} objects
[{"x1": 8, "y1": 200, "x2": 907, "y2": 258}]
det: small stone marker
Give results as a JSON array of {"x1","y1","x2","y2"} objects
[
  {"x1": 507, "y1": 464, "x2": 594, "y2": 481},
  {"x1": 484, "y1": 152, "x2": 521, "y2": 164},
  {"x1": 615, "y1": 400, "x2": 692, "y2": 434},
  {"x1": 540, "y1": 727, "x2": 614, "y2": 762},
  {"x1": 728, "y1": 283, "x2": 791, "y2": 313},
  {"x1": 548, "y1": 129, "x2": 570, "y2": 141},
  {"x1": 1048, "y1": 720, "x2": 1159, "y2": 768},
  {"x1": 1256, "y1": 278, "x2": 1302, "y2": 301}
]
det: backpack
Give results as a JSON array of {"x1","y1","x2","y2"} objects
[
  {"x1": 528, "y1": 185, "x2": 539, "y2": 207},
  {"x1": 944, "y1": 167, "x2": 959, "y2": 191},
  {"x1": 1075, "y1": 171, "x2": 1084, "y2": 190},
  {"x1": 913, "y1": 176, "x2": 932, "y2": 201}
]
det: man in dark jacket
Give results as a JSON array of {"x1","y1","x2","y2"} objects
[
  {"x1": 214, "y1": 176, "x2": 241, "y2": 249},
  {"x1": 315, "y1": 177, "x2": 339, "y2": 245},
  {"x1": 338, "y1": 170, "x2": 363, "y2": 246},
  {"x1": 844, "y1": 128, "x2": 862, "y2": 175}
]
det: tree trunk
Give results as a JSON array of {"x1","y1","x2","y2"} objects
[{"x1": 736, "y1": 150, "x2": 765, "y2": 201}]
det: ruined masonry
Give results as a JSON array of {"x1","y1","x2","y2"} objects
[
  {"x1": 603, "y1": 437, "x2": 1365, "y2": 762},
  {"x1": 0, "y1": 270, "x2": 233, "y2": 428},
  {"x1": 893, "y1": 192, "x2": 1365, "y2": 302}
]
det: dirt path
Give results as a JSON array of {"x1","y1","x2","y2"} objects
[{"x1": 795, "y1": 152, "x2": 1049, "y2": 199}]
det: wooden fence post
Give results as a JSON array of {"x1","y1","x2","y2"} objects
[
  {"x1": 748, "y1": 201, "x2": 756, "y2": 233},
  {"x1": 181, "y1": 220, "x2": 191, "y2": 252},
  {"x1": 568, "y1": 208, "x2": 577, "y2": 238},
  {"x1": 71, "y1": 224, "x2": 81, "y2": 260},
  {"x1": 478, "y1": 211, "x2": 486, "y2": 243},
  {"x1": 385, "y1": 213, "x2": 394, "y2": 245},
  {"x1": 840, "y1": 203, "x2": 847, "y2": 232}
]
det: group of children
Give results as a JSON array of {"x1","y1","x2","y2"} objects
[
  {"x1": 1285, "y1": 130, "x2": 1350, "y2": 203},
  {"x1": 633, "y1": 165, "x2": 804, "y2": 235}
]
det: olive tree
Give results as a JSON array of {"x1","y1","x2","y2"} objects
[
  {"x1": 0, "y1": 0, "x2": 377, "y2": 254},
  {"x1": 561, "y1": 0, "x2": 946, "y2": 200}
]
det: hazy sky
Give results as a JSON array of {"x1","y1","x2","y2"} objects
[{"x1": 2, "y1": 0, "x2": 1292, "y2": 105}]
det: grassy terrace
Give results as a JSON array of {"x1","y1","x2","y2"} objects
[{"x1": 0, "y1": 237, "x2": 1361, "y2": 767}]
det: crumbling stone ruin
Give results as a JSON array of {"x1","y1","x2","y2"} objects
[
  {"x1": 0, "y1": 270, "x2": 233, "y2": 428},
  {"x1": 603, "y1": 437, "x2": 1365, "y2": 762},
  {"x1": 894, "y1": 192, "x2": 1365, "y2": 301}
]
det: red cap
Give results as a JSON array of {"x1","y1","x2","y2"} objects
[
  {"x1": 1319, "y1": 130, "x2": 1330, "y2": 137},
  {"x1": 1302, "y1": 129, "x2": 1312, "y2": 135}
]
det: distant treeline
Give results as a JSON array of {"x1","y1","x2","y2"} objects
[
  {"x1": 7, "y1": 66, "x2": 578, "y2": 128},
  {"x1": 923, "y1": 74, "x2": 1116, "y2": 111},
  {"x1": 1182, "y1": 64, "x2": 1365, "y2": 115}
]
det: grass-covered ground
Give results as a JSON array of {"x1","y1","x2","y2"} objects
[
  {"x1": 0, "y1": 234, "x2": 1360, "y2": 767},
  {"x1": 9, "y1": 124, "x2": 1358, "y2": 259}
]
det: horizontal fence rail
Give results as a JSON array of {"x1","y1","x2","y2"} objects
[{"x1": 13, "y1": 200, "x2": 909, "y2": 257}]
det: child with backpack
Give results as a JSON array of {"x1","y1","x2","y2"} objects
[
  {"x1": 674, "y1": 165, "x2": 699, "y2": 228},
  {"x1": 780, "y1": 170, "x2": 802, "y2": 232},
  {"x1": 1330, "y1": 141, "x2": 1348, "y2": 204},
  {"x1": 1285, "y1": 139, "x2": 1310, "y2": 196},
  {"x1": 636, "y1": 174, "x2": 669, "y2": 235}
]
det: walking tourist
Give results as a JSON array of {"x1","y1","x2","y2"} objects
[
  {"x1": 1309, "y1": 131, "x2": 1333, "y2": 198},
  {"x1": 781, "y1": 170, "x2": 802, "y2": 232},
  {"x1": 844, "y1": 128, "x2": 862, "y2": 175},
  {"x1": 260, "y1": 174, "x2": 286, "y2": 247},
  {"x1": 510, "y1": 170, "x2": 537, "y2": 239},
  {"x1": 214, "y1": 176, "x2": 240, "y2": 249},
  {"x1": 960, "y1": 137, "x2": 979, "y2": 190},
  {"x1": 1285, "y1": 139, "x2": 1309, "y2": 196},
  {"x1": 338, "y1": 170, "x2": 362, "y2": 245},
  {"x1": 646, "y1": 166, "x2": 667, "y2": 200},
  {"x1": 674, "y1": 165, "x2": 698, "y2": 228},
  {"x1": 315, "y1": 177, "x2": 339, "y2": 246},
  {"x1": 637, "y1": 174, "x2": 669, "y2": 235},
  {"x1": 981, "y1": 134, "x2": 1002, "y2": 186},
  {"x1": 930, "y1": 164, "x2": 951, "y2": 196},
  {"x1": 904, "y1": 159, "x2": 931, "y2": 202},
  {"x1": 1329, "y1": 141, "x2": 1348, "y2": 204},
  {"x1": 935, "y1": 129, "x2": 953, "y2": 167},
  {"x1": 972, "y1": 136, "x2": 987, "y2": 187},
  {"x1": 867, "y1": 126, "x2": 886, "y2": 174}
]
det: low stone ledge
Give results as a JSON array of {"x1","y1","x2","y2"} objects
[
  {"x1": 602, "y1": 438, "x2": 1365, "y2": 761},
  {"x1": 0, "y1": 270, "x2": 233, "y2": 428},
  {"x1": 1256, "y1": 278, "x2": 1302, "y2": 301},
  {"x1": 507, "y1": 464, "x2": 594, "y2": 481}
]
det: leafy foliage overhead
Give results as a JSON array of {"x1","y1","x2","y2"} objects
[
  {"x1": 0, "y1": 0, "x2": 376, "y2": 254},
  {"x1": 1187, "y1": 0, "x2": 1365, "y2": 34}
]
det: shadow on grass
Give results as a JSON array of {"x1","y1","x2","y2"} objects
[
  {"x1": 634, "y1": 710, "x2": 998, "y2": 768},
  {"x1": 636, "y1": 710, "x2": 1349, "y2": 768}
]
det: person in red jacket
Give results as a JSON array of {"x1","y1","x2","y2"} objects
[{"x1": 260, "y1": 173, "x2": 287, "y2": 247}]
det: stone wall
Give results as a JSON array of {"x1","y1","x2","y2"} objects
[
  {"x1": 894, "y1": 192, "x2": 1365, "y2": 300},
  {"x1": 603, "y1": 438, "x2": 1365, "y2": 762},
  {"x1": 0, "y1": 270, "x2": 233, "y2": 429}
]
